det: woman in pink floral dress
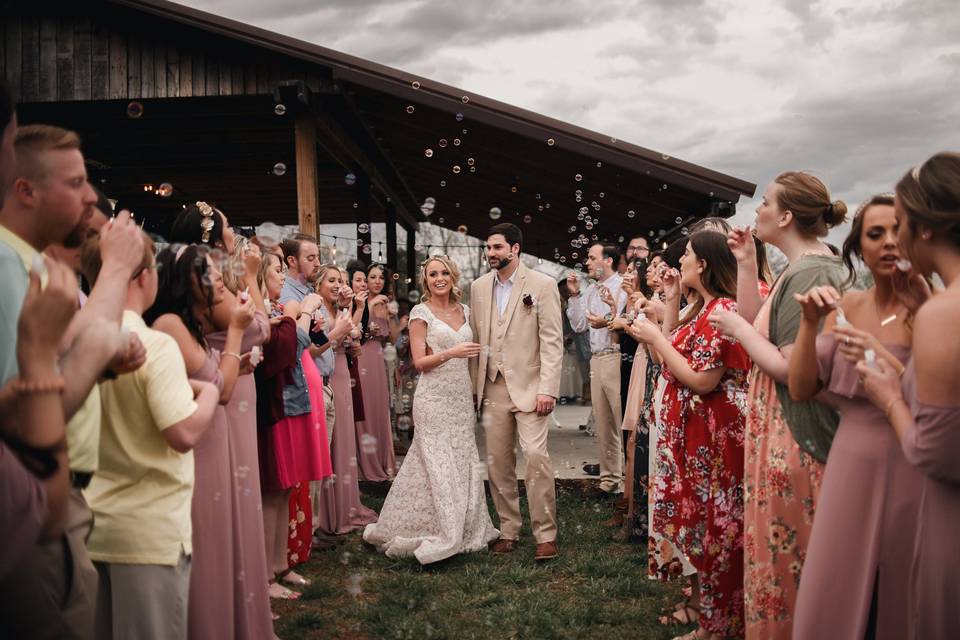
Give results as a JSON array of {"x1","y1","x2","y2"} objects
[
  {"x1": 630, "y1": 231, "x2": 751, "y2": 639},
  {"x1": 709, "y1": 173, "x2": 848, "y2": 638}
]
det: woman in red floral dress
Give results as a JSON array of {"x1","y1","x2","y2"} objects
[{"x1": 629, "y1": 231, "x2": 751, "y2": 639}]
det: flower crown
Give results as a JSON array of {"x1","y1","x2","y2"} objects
[{"x1": 196, "y1": 201, "x2": 215, "y2": 244}]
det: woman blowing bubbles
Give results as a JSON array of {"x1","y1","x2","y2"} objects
[
  {"x1": 627, "y1": 231, "x2": 751, "y2": 640},
  {"x1": 786, "y1": 194, "x2": 920, "y2": 639},
  {"x1": 858, "y1": 152, "x2": 960, "y2": 640}
]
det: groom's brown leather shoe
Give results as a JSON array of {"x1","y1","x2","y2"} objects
[
  {"x1": 534, "y1": 540, "x2": 558, "y2": 561},
  {"x1": 488, "y1": 538, "x2": 518, "y2": 554}
]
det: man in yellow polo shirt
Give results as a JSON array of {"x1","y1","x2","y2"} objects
[
  {"x1": 80, "y1": 231, "x2": 219, "y2": 639},
  {"x1": 0, "y1": 124, "x2": 146, "y2": 639}
]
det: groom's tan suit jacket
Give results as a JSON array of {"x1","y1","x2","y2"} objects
[{"x1": 469, "y1": 262, "x2": 563, "y2": 413}]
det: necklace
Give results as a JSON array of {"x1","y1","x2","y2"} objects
[{"x1": 874, "y1": 292, "x2": 901, "y2": 328}]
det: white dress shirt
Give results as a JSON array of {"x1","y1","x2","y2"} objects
[
  {"x1": 493, "y1": 268, "x2": 518, "y2": 315},
  {"x1": 566, "y1": 272, "x2": 626, "y2": 354}
]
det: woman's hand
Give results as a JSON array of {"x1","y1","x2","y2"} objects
[
  {"x1": 793, "y1": 285, "x2": 841, "y2": 323},
  {"x1": 609, "y1": 316, "x2": 631, "y2": 332},
  {"x1": 300, "y1": 293, "x2": 324, "y2": 315},
  {"x1": 638, "y1": 296, "x2": 665, "y2": 323},
  {"x1": 242, "y1": 242, "x2": 262, "y2": 277},
  {"x1": 708, "y1": 307, "x2": 750, "y2": 340},
  {"x1": 627, "y1": 317, "x2": 662, "y2": 344},
  {"x1": 855, "y1": 357, "x2": 903, "y2": 411},
  {"x1": 229, "y1": 294, "x2": 256, "y2": 330},
  {"x1": 727, "y1": 226, "x2": 757, "y2": 264},
  {"x1": 354, "y1": 290, "x2": 369, "y2": 308},
  {"x1": 833, "y1": 325, "x2": 882, "y2": 364},
  {"x1": 621, "y1": 272, "x2": 636, "y2": 297},
  {"x1": 660, "y1": 267, "x2": 681, "y2": 302},
  {"x1": 892, "y1": 265, "x2": 933, "y2": 313},
  {"x1": 445, "y1": 341, "x2": 482, "y2": 359},
  {"x1": 597, "y1": 285, "x2": 615, "y2": 309}
]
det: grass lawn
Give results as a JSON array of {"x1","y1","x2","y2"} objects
[{"x1": 273, "y1": 481, "x2": 693, "y2": 639}]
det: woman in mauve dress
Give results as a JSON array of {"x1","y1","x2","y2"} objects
[
  {"x1": 788, "y1": 195, "x2": 921, "y2": 640},
  {"x1": 315, "y1": 266, "x2": 379, "y2": 535},
  {"x1": 146, "y1": 244, "x2": 255, "y2": 640},
  {"x1": 208, "y1": 238, "x2": 276, "y2": 638},
  {"x1": 345, "y1": 260, "x2": 396, "y2": 481},
  {"x1": 859, "y1": 154, "x2": 960, "y2": 640}
]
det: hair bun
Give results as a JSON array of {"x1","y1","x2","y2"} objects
[{"x1": 824, "y1": 200, "x2": 848, "y2": 227}]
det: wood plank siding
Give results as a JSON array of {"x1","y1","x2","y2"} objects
[{"x1": 1, "y1": 5, "x2": 331, "y2": 103}]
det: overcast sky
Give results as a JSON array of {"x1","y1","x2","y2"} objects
[{"x1": 185, "y1": 0, "x2": 959, "y2": 245}]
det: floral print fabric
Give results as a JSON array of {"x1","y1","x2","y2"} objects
[{"x1": 652, "y1": 297, "x2": 751, "y2": 637}]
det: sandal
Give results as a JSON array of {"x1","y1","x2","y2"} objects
[
  {"x1": 659, "y1": 599, "x2": 699, "y2": 626},
  {"x1": 281, "y1": 570, "x2": 311, "y2": 587},
  {"x1": 268, "y1": 582, "x2": 301, "y2": 600}
]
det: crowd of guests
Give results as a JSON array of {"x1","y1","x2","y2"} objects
[
  {"x1": 0, "y1": 81, "x2": 419, "y2": 639},
  {"x1": 569, "y1": 160, "x2": 960, "y2": 640},
  {"x1": 2, "y1": 71, "x2": 960, "y2": 640}
]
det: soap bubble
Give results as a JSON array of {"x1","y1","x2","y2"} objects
[
  {"x1": 675, "y1": 216, "x2": 683, "y2": 224},
  {"x1": 345, "y1": 173, "x2": 357, "y2": 186},
  {"x1": 574, "y1": 174, "x2": 583, "y2": 182},
  {"x1": 256, "y1": 222, "x2": 283, "y2": 248},
  {"x1": 362, "y1": 244, "x2": 372, "y2": 255},
  {"x1": 126, "y1": 101, "x2": 144, "y2": 119},
  {"x1": 408, "y1": 289, "x2": 421, "y2": 303},
  {"x1": 438, "y1": 139, "x2": 448, "y2": 148},
  {"x1": 457, "y1": 224, "x2": 468, "y2": 234},
  {"x1": 411, "y1": 80, "x2": 421, "y2": 89},
  {"x1": 461, "y1": 95, "x2": 469, "y2": 104},
  {"x1": 157, "y1": 183, "x2": 174, "y2": 198},
  {"x1": 360, "y1": 434, "x2": 377, "y2": 455},
  {"x1": 272, "y1": 162, "x2": 286, "y2": 176},
  {"x1": 452, "y1": 165, "x2": 461, "y2": 174},
  {"x1": 357, "y1": 223, "x2": 369, "y2": 234},
  {"x1": 546, "y1": 138, "x2": 555, "y2": 146},
  {"x1": 424, "y1": 148, "x2": 433, "y2": 158},
  {"x1": 274, "y1": 103, "x2": 287, "y2": 116},
  {"x1": 405, "y1": 105, "x2": 415, "y2": 114},
  {"x1": 455, "y1": 112, "x2": 464, "y2": 122},
  {"x1": 488, "y1": 207, "x2": 502, "y2": 220},
  {"x1": 523, "y1": 215, "x2": 532, "y2": 224},
  {"x1": 628, "y1": 210, "x2": 636, "y2": 219},
  {"x1": 453, "y1": 138, "x2": 461, "y2": 146}
]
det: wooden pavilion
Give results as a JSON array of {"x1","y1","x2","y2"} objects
[{"x1": 0, "y1": 0, "x2": 755, "y2": 282}]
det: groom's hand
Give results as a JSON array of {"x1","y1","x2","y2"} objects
[{"x1": 535, "y1": 394, "x2": 556, "y2": 416}]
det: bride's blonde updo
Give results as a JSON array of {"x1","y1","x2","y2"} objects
[{"x1": 419, "y1": 255, "x2": 462, "y2": 303}]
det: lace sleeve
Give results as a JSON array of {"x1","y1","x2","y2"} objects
[{"x1": 409, "y1": 303, "x2": 431, "y2": 326}]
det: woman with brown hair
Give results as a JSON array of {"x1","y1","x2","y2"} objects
[
  {"x1": 629, "y1": 231, "x2": 751, "y2": 639},
  {"x1": 788, "y1": 194, "x2": 921, "y2": 639},
  {"x1": 858, "y1": 151, "x2": 960, "y2": 640},
  {"x1": 708, "y1": 171, "x2": 847, "y2": 638}
]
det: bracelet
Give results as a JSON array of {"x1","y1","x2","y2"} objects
[
  {"x1": 222, "y1": 352, "x2": 242, "y2": 363},
  {"x1": 884, "y1": 396, "x2": 903, "y2": 418},
  {"x1": 13, "y1": 375, "x2": 66, "y2": 395}
]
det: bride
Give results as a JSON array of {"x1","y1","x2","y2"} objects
[{"x1": 363, "y1": 256, "x2": 499, "y2": 564}]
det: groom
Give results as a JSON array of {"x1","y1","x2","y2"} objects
[{"x1": 470, "y1": 223, "x2": 563, "y2": 561}]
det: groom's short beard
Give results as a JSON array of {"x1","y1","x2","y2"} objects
[{"x1": 490, "y1": 253, "x2": 513, "y2": 270}]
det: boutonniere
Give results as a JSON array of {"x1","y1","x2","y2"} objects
[{"x1": 522, "y1": 293, "x2": 536, "y2": 308}]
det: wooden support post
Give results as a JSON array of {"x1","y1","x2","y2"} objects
[
  {"x1": 294, "y1": 114, "x2": 318, "y2": 238},
  {"x1": 385, "y1": 203, "x2": 398, "y2": 272}
]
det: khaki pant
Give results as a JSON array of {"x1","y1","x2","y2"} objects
[
  {"x1": 94, "y1": 552, "x2": 190, "y2": 640},
  {"x1": 483, "y1": 374, "x2": 558, "y2": 543},
  {"x1": 0, "y1": 487, "x2": 98, "y2": 640},
  {"x1": 590, "y1": 352, "x2": 623, "y2": 493}
]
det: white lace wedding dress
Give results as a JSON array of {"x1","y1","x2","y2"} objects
[{"x1": 363, "y1": 303, "x2": 499, "y2": 564}]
